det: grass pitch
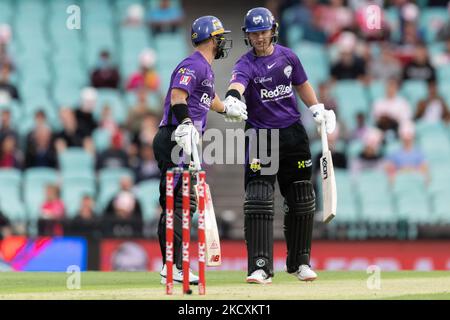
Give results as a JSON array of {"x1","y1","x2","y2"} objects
[{"x1": 0, "y1": 271, "x2": 449, "y2": 300}]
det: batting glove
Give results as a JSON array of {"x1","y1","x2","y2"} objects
[
  {"x1": 223, "y1": 96, "x2": 248, "y2": 122},
  {"x1": 309, "y1": 103, "x2": 336, "y2": 134},
  {"x1": 174, "y1": 120, "x2": 199, "y2": 155}
]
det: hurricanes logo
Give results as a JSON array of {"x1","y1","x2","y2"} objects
[
  {"x1": 253, "y1": 15, "x2": 263, "y2": 24},
  {"x1": 191, "y1": 33, "x2": 198, "y2": 39},
  {"x1": 284, "y1": 65, "x2": 292, "y2": 78},
  {"x1": 250, "y1": 158, "x2": 261, "y2": 172}
]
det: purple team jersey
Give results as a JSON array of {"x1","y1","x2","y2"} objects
[
  {"x1": 230, "y1": 44, "x2": 308, "y2": 129},
  {"x1": 160, "y1": 51, "x2": 215, "y2": 133}
]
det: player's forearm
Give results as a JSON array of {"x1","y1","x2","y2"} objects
[
  {"x1": 211, "y1": 94, "x2": 225, "y2": 113},
  {"x1": 295, "y1": 82, "x2": 319, "y2": 107},
  {"x1": 226, "y1": 83, "x2": 246, "y2": 100},
  {"x1": 170, "y1": 88, "x2": 190, "y2": 123}
]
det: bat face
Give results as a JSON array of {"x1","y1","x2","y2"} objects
[
  {"x1": 195, "y1": 183, "x2": 222, "y2": 266},
  {"x1": 320, "y1": 150, "x2": 337, "y2": 223}
]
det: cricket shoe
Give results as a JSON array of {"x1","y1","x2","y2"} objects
[
  {"x1": 160, "y1": 264, "x2": 199, "y2": 285},
  {"x1": 246, "y1": 269, "x2": 272, "y2": 284},
  {"x1": 291, "y1": 264, "x2": 317, "y2": 282}
]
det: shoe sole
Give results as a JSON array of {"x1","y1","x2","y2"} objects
[
  {"x1": 246, "y1": 278, "x2": 272, "y2": 285},
  {"x1": 161, "y1": 276, "x2": 199, "y2": 285},
  {"x1": 298, "y1": 276, "x2": 317, "y2": 282}
]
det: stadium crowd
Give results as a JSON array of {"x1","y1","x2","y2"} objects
[{"x1": 0, "y1": 0, "x2": 449, "y2": 241}]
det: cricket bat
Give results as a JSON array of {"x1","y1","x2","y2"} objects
[
  {"x1": 320, "y1": 121, "x2": 337, "y2": 223},
  {"x1": 191, "y1": 139, "x2": 222, "y2": 267}
]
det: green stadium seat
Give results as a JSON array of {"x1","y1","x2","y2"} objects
[
  {"x1": 24, "y1": 168, "x2": 60, "y2": 219},
  {"x1": 396, "y1": 190, "x2": 431, "y2": 223},
  {"x1": 431, "y1": 190, "x2": 450, "y2": 224},
  {"x1": 437, "y1": 65, "x2": 450, "y2": 83},
  {"x1": 58, "y1": 147, "x2": 95, "y2": 173},
  {"x1": 419, "y1": 8, "x2": 449, "y2": 43},
  {"x1": 332, "y1": 80, "x2": 369, "y2": 130},
  {"x1": 393, "y1": 171, "x2": 427, "y2": 195},
  {"x1": 136, "y1": 180, "x2": 160, "y2": 221},
  {"x1": 92, "y1": 128, "x2": 112, "y2": 153},
  {"x1": 368, "y1": 80, "x2": 385, "y2": 103},
  {"x1": 0, "y1": 168, "x2": 22, "y2": 186},
  {"x1": 62, "y1": 180, "x2": 96, "y2": 218},
  {"x1": 400, "y1": 80, "x2": 428, "y2": 113},
  {"x1": 0, "y1": 187, "x2": 26, "y2": 222}
]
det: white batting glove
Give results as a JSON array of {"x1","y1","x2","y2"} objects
[
  {"x1": 174, "y1": 120, "x2": 199, "y2": 155},
  {"x1": 309, "y1": 103, "x2": 336, "y2": 134},
  {"x1": 223, "y1": 96, "x2": 248, "y2": 122}
]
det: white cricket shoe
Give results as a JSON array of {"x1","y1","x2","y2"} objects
[
  {"x1": 292, "y1": 264, "x2": 317, "y2": 282},
  {"x1": 246, "y1": 269, "x2": 272, "y2": 284},
  {"x1": 160, "y1": 264, "x2": 199, "y2": 285}
]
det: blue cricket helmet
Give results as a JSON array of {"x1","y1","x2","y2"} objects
[
  {"x1": 242, "y1": 7, "x2": 278, "y2": 46},
  {"x1": 191, "y1": 15, "x2": 230, "y2": 45}
]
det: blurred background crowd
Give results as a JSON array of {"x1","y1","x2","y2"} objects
[{"x1": 0, "y1": 0, "x2": 449, "y2": 242}]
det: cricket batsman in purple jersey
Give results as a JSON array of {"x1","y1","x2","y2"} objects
[
  {"x1": 153, "y1": 16, "x2": 248, "y2": 285},
  {"x1": 225, "y1": 7, "x2": 336, "y2": 284}
]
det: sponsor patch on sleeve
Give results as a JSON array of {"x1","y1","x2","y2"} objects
[{"x1": 179, "y1": 75, "x2": 192, "y2": 85}]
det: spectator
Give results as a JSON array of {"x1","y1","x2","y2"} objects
[
  {"x1": 25, "y1": 125, "x2": 58, "y2": 169},
  {"x1": 0, "y1": 109, "x2": 18, "y2": 143},
  {"x1": 0, "y1": 135, "x2": 22, "y2": 169},
  {"x1": 317, "y1": 0, "x2": 354, "y2": 39},
  {"x1": 126, "y1": 88, "x2": 156, "y2": 134},
  {"x1": 0, "y1": 24, "x2": 12, "y2": 46},
  {"x1": 96, "y1": 129, "x2": 129, "y2": 170},
  {"x1": 98, "y1": 104, "x2": 118, "y2": 134},
  {"x1": 436, "y1": 2, "x2": 450, "y2": 41},
  {"x1": 318, "y1": 81, "x2": 338, "y2": 114},
  {"x1": 0, "y1": 43, "x2": 14, "y2": 71},
  {"x1": 432, "y1": 39, "x2": 450, "y2": 66},
  {"x1": 369, "y1": 45, "x2": 402, "y2": 81},
  {"x1": 38, "y1": 184, "x2": 65, "y2": 236},
  {"x1": 124, "y1": 4, "x2": 145, "y2": 27},
  {"x1": 55, "y1": 108, "x2": 88, "y2": 152},
  {"x1": 372, "y1": 77, "x2": 412, "y2": 134},
  {"x1": 133, "y1": 144, "x2": 159, "y2": 182},
  {"x1": 0, "y1": 24, "x2": 13, "y2": 71},
  {"x1": 102, "y1": 176, "x2": 143, "y2": 238},
  {"x1": 354, "y1": 0, "x2": 391, "y2": 41},
  {"x1": 75, "y1": 87, "x2": 98, "y2": 137},
  {"x1": 403, "y1": 44, "x2": 436, "y2": 82},
  {"x1": 314, "y1": 123, "x2": 348, "y2": 173},
  {"x1": 146, "y1": 0, "x2": 183, "y2": 35},
  {"x1": 65, "y1": 195, "x2": 101, "y2": 238},
  {"x1": 350, "y1": 127, "x2": 385, "y2": 176},
  {"x1": 414, "y1": 81, "x2": 450, "y2": 123},
  {"x1": 287, "y1": 0, "x2": 327, "y2": 44},
  {"x1": 26, "y1": 110, "x2": 50, "y2": 146},
  {"x1": 330, "y1": 33, "x2": 366, "y2": 81},
  {"x1": 0, "y1": 65, "x2": 19, "y2": 101},
  {"x1": 0, "y1": 208, "x2": 12, "y2": 239},
  {"x1": 126, "y1": 49, "x2": 160, "y2": 92},
  {"x1": 90, "y1": 51, "x2": 120, "y2": 89},
  {"x1": 133, "y1": 113, "x2": 159, "y2": 149},
  {"x1": 350, "y1": 112, "x2": 369, "y2": 141},
  {"x1": 385, "y1": 121, "x2": 428, "y2": 181}
]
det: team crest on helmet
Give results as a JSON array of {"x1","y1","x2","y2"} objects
[
  {"x1": 213, "y1": 19, "x2": 222, "y2": 29},
  {"x1": 284, "y1": 65, "x2": 292, "y2": 78},
  {"x1": 252, "y1": 15, "x2": 264, "y2": 24}
]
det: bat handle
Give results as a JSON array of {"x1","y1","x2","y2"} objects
[
  {"x1": 192, "y1": 134, "x2": 202, "y2": 171},
  {"x1": 320, "y1": 120, "x2": 329, "y2": 153}
]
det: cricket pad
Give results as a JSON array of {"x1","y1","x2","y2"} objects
[
  {"x1": 284, "y1": 180, "x2": 315, "y2": 273},
  {"x1": 244, "y1": 180, "x2": 275, "y2": 277}
]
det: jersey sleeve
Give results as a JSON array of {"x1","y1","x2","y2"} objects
[
  {"x1": 290, "y1": 51, "x2": 308, "y2": 86},
  {"x1": 171, "y1": 63, "x2": 200, "y2": 97},
  {"x1": 229, "y1": 58, "x2": 251, "y2": 88}
]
